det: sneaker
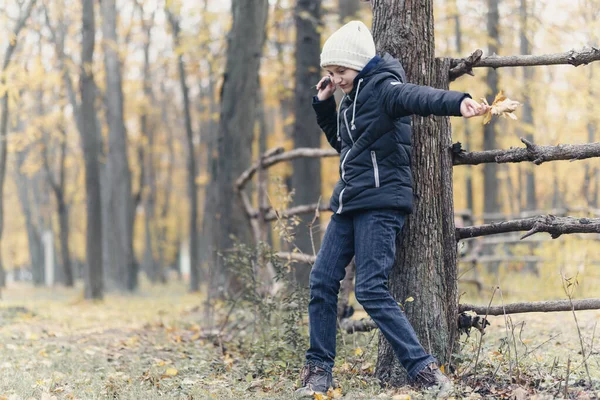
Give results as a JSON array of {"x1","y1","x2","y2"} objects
[
  {"x1": 294, "y1": 364, "x2": 333, "y2": 397},
  {"x1": 413, "y1": 363, "x2": 454, "y2": 398}
]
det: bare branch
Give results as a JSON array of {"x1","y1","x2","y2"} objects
[
  {"x1": 339, "y1": 318, "x2": 377, "y2": 333},
  {"x1": 236, "y1": 147, "x2": 337, "y2": 190},
  {"x1": 453, "y1": 138, "x2": 600, "y2": 166},
  {"x1": 460, "y1": 298, "x2": 600, "y2": 316},
  {"x1": 257, "y1": 201, "x2": 331, "y2": 222},
  {"x1": 449, "y1": 46, "x2": 600, "y2": 80},
  {"x1": 275, "y1": 252, "x2": 316, "y2": 263},
  {"x1": 456, "y1": 215, "x2": 600, "y2": 240}
]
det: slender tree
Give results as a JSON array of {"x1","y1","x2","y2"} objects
[
  {"x1": 166, "y1": 5, "x2": 200, "y2": 292},
  {"x1": 101, "y1": 0, "x2": 136, "y2": 291},
  {"x1": 0, "y1": 0, "x2": 37, "y2": 286},
  {"x1": 291, "y1": 0, "x2": 322, "y2": 285},
  {"x1": 209, "y1": 0, "x2": 269, "y2": 292},
  {"x1": 80, "y1": 0, "x2": 104, "y2": 299}
]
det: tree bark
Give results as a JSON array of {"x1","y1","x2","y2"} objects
[
  {"x1": 292, "y1": 0, "x2": 322, "y2": 285},
  {"x1": 167, "y1": 9, "x2": 200, "y2": 292},
  {"x1": 210, "y1": 0, "x2": 268, "y2": 293},
  {"x1": 101, "y1": 0, "x2": 136, "y2": 291},
  {"x1": 80, "y1": 0, "x2": 103, "y2": 300},
  {"x1": 371, "y1": 1, "x2": 458, "y2": 385}
]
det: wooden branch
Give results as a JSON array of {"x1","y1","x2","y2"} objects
[
  {"x1": 236, "y1": 147, "x2": 338, "y2": 190},
  {"x1": 275, "y1": 252, "x2": 316, "y2": 263},
  {"x1": 456, "y1": 215, "x2": 600, "y2": 240},
  {"x1": 339, "y1": 318, "x2": 377, "y2": 333},
  {"x1": 453, "y1": 138, "x2": 600, "y2": 166},
  {"x1": 449, "y1": 46, "x2": 600, "y2": 80},
  {"x1": 459, "y1": 298, "x2": 600, "y2": 316},
  {"x1": 258, "y1": 202, "x2": 332, "y2": 221}
]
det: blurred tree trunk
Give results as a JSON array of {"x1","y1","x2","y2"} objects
[
  {"x1": 0, "y1": 0, "x2": 37, "y2": 287},
  {"x1": 14, "y1": 150, "x2": 45, "y2": 286},
  {"x1": 166, "y1": 8, "x2": 200, "y2": 292},
  {"x1": 484, "y1": 0, "x2": 500, "y2": 221},
  {"x1": 139, "y1": 10, "x2": 162, "y2": 284},
  {"x1": 210, "y1": 0, "x2": 268, "y2": 293},
  {"x1": 80, "y1": 0, "x2": 103, "y2": 300},
  {"x1": 339, "y1": 0, "x2": 360, "y2": 22},
  {"x1": 101, "y1": 0, "x2": 136, "y2": 291},
  {"x1": 449, "y1": 0, "x2": 473, "y2": 214},
  {"x1": 41, "y1": 99, "x2": 74, "y2": 287},
  {"x1": 371, "y1": 0, "x2": 458, "y2": 385},
  {"x1": 482, "y1": 0, "x2": 500, "y2": 274},
  {"x1": 519, "y1": 0, "x2": 538, "y2": 274},
  {"x1": 520, "y1": 0, "x2": 536, "y2": 212},
  {"x1": 292, "y1": 0, "x2": 322, "y2": 285}
]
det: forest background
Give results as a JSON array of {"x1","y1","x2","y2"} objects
[{"x1": 0, "y1": 0, "x2": 599, "y2": 398}]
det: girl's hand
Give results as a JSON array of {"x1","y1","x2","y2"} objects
[
  {"x1": 460, "y1": 97, "x2": 490, "y2": 118},
  {"x1": 316, "y1": 76, "x2": 336, "y2": 101}
]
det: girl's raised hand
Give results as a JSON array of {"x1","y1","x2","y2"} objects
[
  {"x1": 316, "y1": 76, "x2": 336, "y2": 101},
  {"x1": 460, "y1": 98, "x2": 490, "y2": 118}
]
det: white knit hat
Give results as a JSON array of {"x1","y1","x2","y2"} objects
[{"x1": 320, "y1": 21, "x2": 376, "y2": 71}]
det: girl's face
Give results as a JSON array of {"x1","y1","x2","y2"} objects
[{"x1": 325, "y1": 65, "x2": 359, "y2": 94}]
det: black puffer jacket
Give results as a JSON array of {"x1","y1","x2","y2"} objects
[{"x1": 313, "y1": 53, "x2": 469, "y2": 215}]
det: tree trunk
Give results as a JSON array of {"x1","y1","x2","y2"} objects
[
  {"x1": 14, "y1": 154, "x2": 45, "y2": 286},
  {"x1": 450, "y1": 0, "x2": 474, "y2": 214},
  {"x1": 80, "y1": 0, "x2": 103, "y2": 300},
  {"x1": 167, "y1": 10, "x2": 199, "y2": 292},
  {"x1": 0, "y1": 0, "x2": 36, "y2": 289},
  {"x1": 482, "y1": 0, "x2": 501, "y2": 273},
  {"x1": 291, "y1": 0, "x2": 322, "y2": 285},
  {"x1": 339, "y1": 0, "x2": 360, "y2": 22},
  {"x1": 101, "y1": 0, "x2": 136, "y2": 291},
  {"x1": 140, "y1": 18, "x2": 161, "y2": 284},
  {"x1": 210, "y1": 0, "x2": 269, "y2": 293},
  {"x1": 372, "y1": 2, "x2": 458, "y2": 385}
]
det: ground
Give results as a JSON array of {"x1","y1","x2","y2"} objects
[{"x1": 0, "y1": 278, "x2": 598, "y2": 400}]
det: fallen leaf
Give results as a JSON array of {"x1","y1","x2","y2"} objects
[
  {"x1": 164, "y1": 368, "x2": 178, "y2": 377},
  {"x1": 392, "y1": 395, "x2": 411, "y2": 400},
  {"x1": 327, "y1": 387, "x2": 343, "y2": 399},
  {"x1": 354, "y1": 347, "x2": 363, "y2": 356}
]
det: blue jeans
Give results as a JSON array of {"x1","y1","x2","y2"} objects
[{"x1": 305, "y1": 209, "x2": 436, "y2": 379}]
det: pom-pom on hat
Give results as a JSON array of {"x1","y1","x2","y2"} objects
[{"x1": 320, "y1": 21, "x2": 376, "y2": 71}]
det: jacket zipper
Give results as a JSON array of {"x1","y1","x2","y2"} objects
[
  {"x1": 338, "y1": 103, "x2": 354, "y2": 214},
  {"x1": 371, "y1": 151, "x2": 380, "y2": 188},
  {"x1": 337, "y1": 148, "x2": 351, "y2": 214}
]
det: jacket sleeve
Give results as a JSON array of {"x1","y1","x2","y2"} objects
[
  {"x1": 381, "y1": 80, "x2": 471, "y2": 119},
  {"x1": 312, "y1": 96, "x2": 341, "y2": 153}
]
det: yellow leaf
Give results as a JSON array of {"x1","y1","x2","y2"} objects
[
  {"x1": 313, "y1": 393, "x2": 326, "y2": 400},
  {"x1": 164, "y1": 368, "x2": 178, "y2": 376},
  {"x1": 392, "y1": 395, "x2": 411, "y2": 400},
  {"x1": 405, "y1": 296, "x2": 414, "y2": 303},
  {"x1": 354, "y1": 347, "x2": 363, "y2": 356},
  {"x1": 327, "y1": 387, "x2": 343, "y2": 399}
]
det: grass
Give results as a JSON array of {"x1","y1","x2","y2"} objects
[{"x1": 0, "y1": 271, "x2": 598, "y2": 399}]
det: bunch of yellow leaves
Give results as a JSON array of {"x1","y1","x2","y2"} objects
[{"x1": 481, "y1": 90, "x2": 522, "y2": 125}]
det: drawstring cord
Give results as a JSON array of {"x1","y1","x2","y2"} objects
[{"x1": 350, "y1": 78, "x2": 363, "y2": 130}]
